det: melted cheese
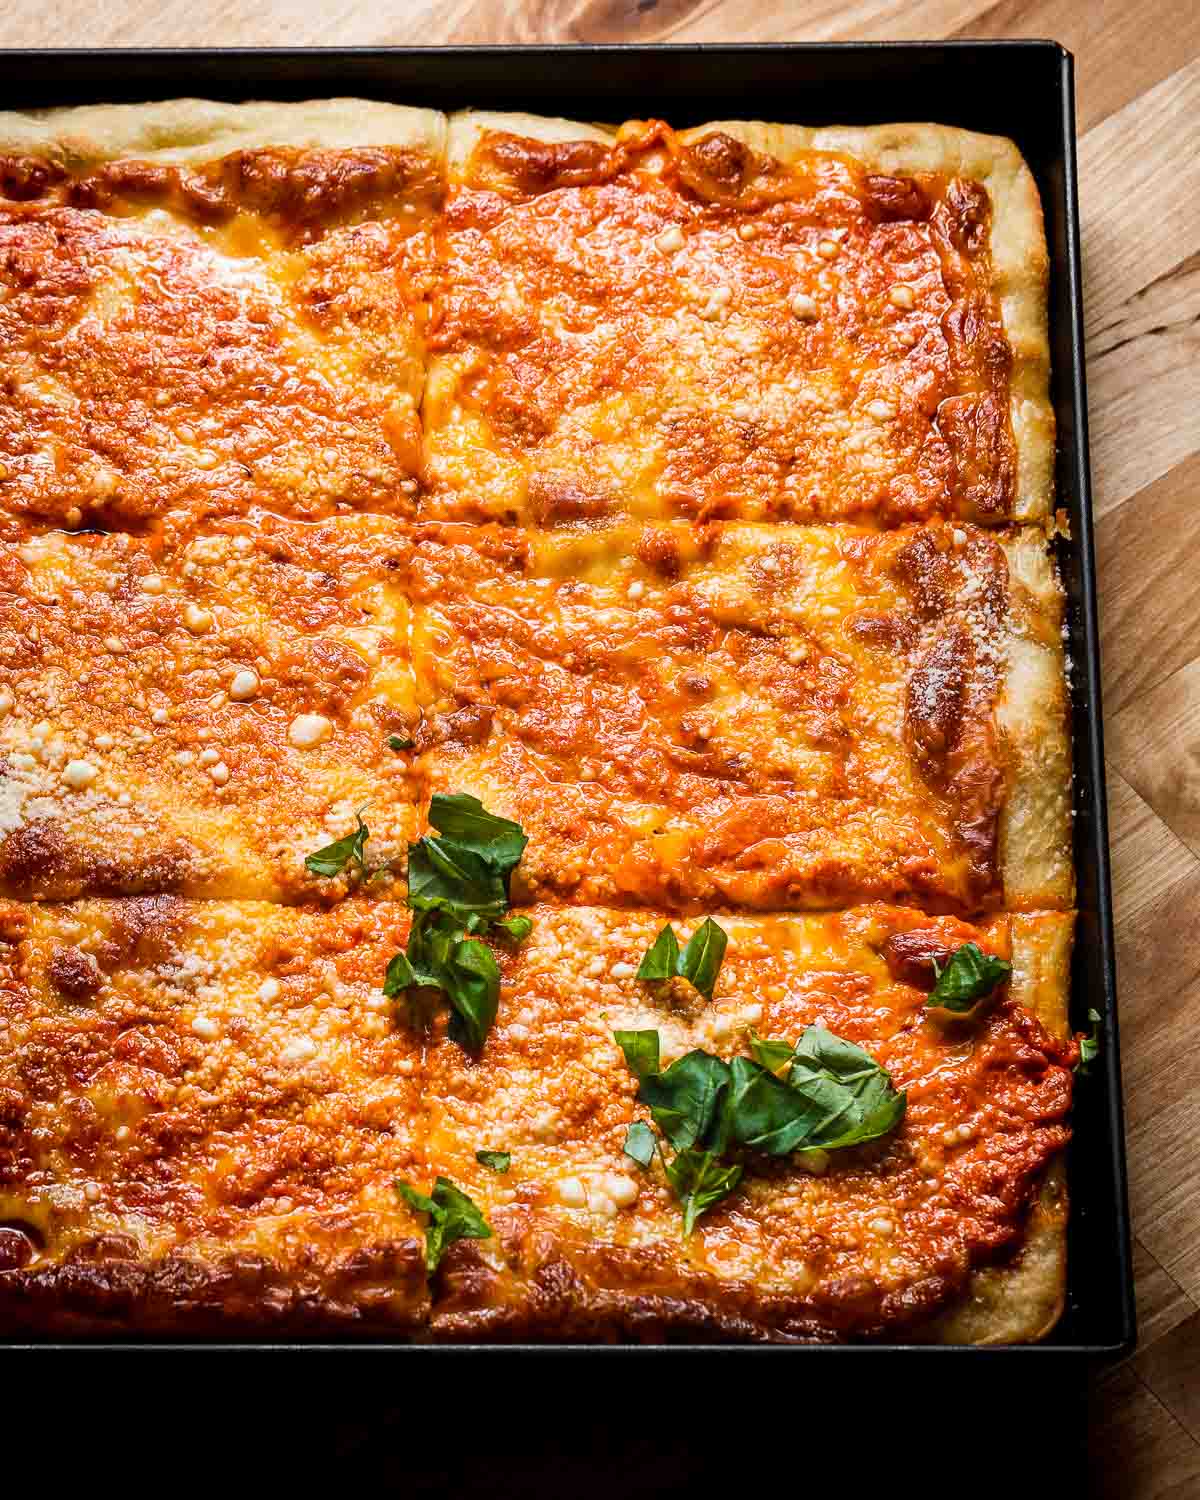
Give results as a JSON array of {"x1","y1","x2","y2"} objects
[
  {"x1": 0, "y1": 519, "x2": 420, "y2": 899},
  {"x1": 423, "y1": 123, "x2": 1016, "y2": 529},
  {"x1": 0, "y1": 118, "x2": 1072, "y2": 1340},
  {"x1": 407, "y1": 520, "x2": 1017, "y2": 912},
  {"x1": 0, "y1": 897, "x2": 1074, "y2": 1340}
]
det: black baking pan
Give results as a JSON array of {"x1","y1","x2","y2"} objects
[{"x1": 0, "y1": 43, "x2": 1134, "y2": 1359}]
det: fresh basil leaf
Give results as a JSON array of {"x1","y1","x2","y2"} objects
[
  {"x1": 747, "y1": 1028, "x2": 796, "y2": 1078},
  {"x1": 475, "y1": 1149, "x2": 511, "y2": 1173},
  {"x1": 927, "y1": 942, "x2": 1012, "y2": 1013},
  {"x1": 406, "y1": 836, "x2": 509, "y2": 922},
  {"x1": 614, "y1": 1029, "x2": 660, "y2": 1079},
  {"x1": 304, "y1": 811, "x2": 369, "y2": 880},
  {"x1": 494, "y1": 914, "x2": 533, "y2": 944},
  {"x1": 382, "y1": 949, "x2": 418, "y2": 998},
  {"x1": 387, "y1": 734, "x2": 414, "y2": 751},
  {"x1": 395, "y1": 1176, "x2": 492, "y2": 1272},
  {"x1": 787, "y1": 1027, "x2": 906, "y2": 1149},
  {"x1": 662, "y1": 1148, "x2": 743, "y2": 1237},
  {"x1": 444, "y1": 937, "x2": 501, "y2": 1053},
  {"x1": 636, "y1": 923, "x2": 680, "y2": 982},
  {"x1": 727, "y1": 1055, "x2": 823, "y2": 1155},
  {"x1": 623, "y1": 1120, "x2": 657, "y2": 1169},
  {"x1": 678, "y1": 918, "x2": 728, "y2": 1000},
  {"x1": 1077, "y1": 1008, "x2": 1101, "y2": 1075},
  {"x1": 637, "y1": 1050, "x2": 731, "y2": 1152},
  {"x1": 726, "y1": 1028, "x2": 906, "y2": 1154},
  {"x1": 428, "y1": 793, "x2": 527, "y2": 876}
]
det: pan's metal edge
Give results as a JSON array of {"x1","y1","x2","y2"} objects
[{"x1": 1056, "y1": 46, "x2": 1136, "y2": 1360}]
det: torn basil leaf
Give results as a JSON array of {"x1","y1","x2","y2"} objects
[
  {"x1": 927, "y1": 942, "x2": 1012, "y2": 1012},
  {"x1": 632, "y1": 917, "x2": 729, "y2": 999},
  {"x1": 406, "y1": 836, "x2": 509, "y2": 923},
  {"x1": 782, "y1": 1026, "x2": 907, "y2": 1150},
  {"x1": 747, "y1": 1028, "x2": 796, "y2": 1078},
  {"x1": 678, "y1": 918, "x2": 728, "y2": 1000},
  {"x1": 612, "y1": 1024, "x2": 904, "y2": 1237},
  {"x1": 637, "y1": 1049, "x2": 732, "y2": 1152},
  {"x1": 623, "y1": 1120, "x2": 657, "y2": 1169},
  {"x1": 475, "y1": 1149, "x2": 511, "y2": 1173},
  {"x1": 382, "y1": 949, "x2": 418, "y2": 998},
  {"x1": 1077, "y1": 1008, "x2": 1101, "y2": 1075},
  {"x1": 428, "y1": 792, "x2": 527, "y2": 878},
  {"x1": 395, "y1": 1176, "x2": 492, "y2": 1272},
  {"x1": 663, "y1": 1149, "x2": 743, "y2": 1238},
  {"x1": 443, "y1": 937, "x2": 502, "y2": 1053},
  {"x1": 636, "y1": 923, "x2": 680, "y2": 982},
  {"x1": 614, "y1": 1029, "x2": 661, "y2": 1079},
  {"x1": 387, "y1": 734, "x2": 414, "y2": 751},
  {"x1": 304, "y1": 810, "x2": 370, "y2": 880},
  {"x1": 385, "y1": 796, "x2": 530, "y2": 1052}
]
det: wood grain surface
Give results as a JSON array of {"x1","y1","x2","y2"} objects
[{"x1": 0, "y1": 1, "x2": 1196, "y2": 1491}]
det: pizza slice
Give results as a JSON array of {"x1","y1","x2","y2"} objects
[
  {"x1": 422, "y1": 902, "x2": 1074, "y2": 1343},
  {"x1": 0, "y1": 98, "x2": 445, "y2": 534},
  {"x1": 422, "y1": 111, "x2": 1051, "y2": 530},
  {"x1": 405, "y1": 519, "x2": 1072, "y2": 914},
  {"x1": 0, "y1": 515, "x2": 421, "y2": 899},
  {"x1": 0, "y1": 895, "x2": 428, "y2": 1335}
]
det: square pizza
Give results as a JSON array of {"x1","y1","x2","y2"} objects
[
  {"x1": 0, "y1": 98, "x2": 1077, "y2": 1345},
  {"x1": 422, "y1": 112, "x2": 1053, "y2": 530}
]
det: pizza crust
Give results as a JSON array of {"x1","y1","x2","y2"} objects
[
  {"x1": 0, "y1": 96, "x2": 446, "y2": 168},
  {"x1": 998, "y1": 532, "x2": 1075, "y2": 910},
  {"x1": 447, "y1": 108, "x2": 613, "y2": 169}
]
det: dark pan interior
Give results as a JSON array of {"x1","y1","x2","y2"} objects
[{"x1": 0, "y1": 44, "x2": 1134, "y2": 1356}]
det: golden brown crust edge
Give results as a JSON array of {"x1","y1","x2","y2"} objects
[
  {"x1": 0, "y1": 1239, "x2": 430, "y2": 1339},
  {"x1": 999, "y1": 532, "x2": 1075, "y2": 911},
  {"x1": 0, "y1": 96, "x2": 447, "y2": 168}
]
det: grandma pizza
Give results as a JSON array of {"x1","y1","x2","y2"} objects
[{"x1": 0, "y1": 99, "x2": 1076, "y2": 1343}]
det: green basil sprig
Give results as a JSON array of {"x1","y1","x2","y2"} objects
[
  {"x1": 395, "y1": 1176, "x2": 492, "y2": 1272},
  {"x1": 304, "y1": 808, "x2": 372, "y2": 881},
  {"x1": 1077, "y1": 1008, "x2": 1101, "y2": 1075},
  {"x1": 614, "y1": 1026, "x2": 905, "y2": 1235},
  {"x1": 927, "y1": 942, "x2": 1012, "y2": 1013},
  {"x1": 384, "y1": 793, "x2": 531, "y2": 1052},
  {"x1": 635, "y1": 918, "x2": 729, "y2": 999}
]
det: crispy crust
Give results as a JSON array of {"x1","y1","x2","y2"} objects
[
  {"x1": 998, "y1": 533, "x2": 1075, "y2": 909},
  {"x1": 0, "y1": 97, "x2": 446, "y2": 167},
  {"x1": 681, "y1": 121, "x2": 1054, "y2": 525}
]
